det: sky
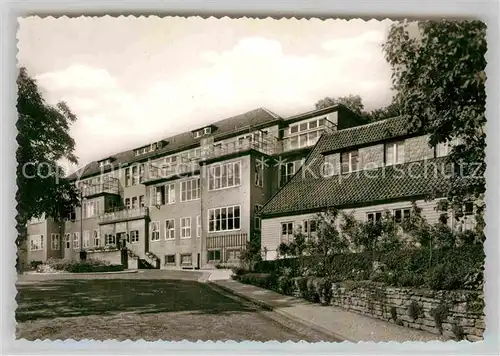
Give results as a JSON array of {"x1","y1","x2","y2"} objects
[{"x1": 17, "y1": 17, "x2": 395, "y2": 173}]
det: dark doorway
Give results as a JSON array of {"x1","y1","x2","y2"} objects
[{"x1": 196, "y1": 253, "x2": 201, "y2": 270}]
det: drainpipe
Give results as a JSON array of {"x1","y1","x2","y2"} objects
[{"x1": 80, "y1": 189, "x2": 84, "y2": 260}]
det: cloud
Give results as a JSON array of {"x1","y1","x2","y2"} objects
[
  {"x1": 36, "y1": 64, "x2": 117, "y2": 91},
  {"x1": 34, "y1": 31, "x2": 393, "y2": 169}
]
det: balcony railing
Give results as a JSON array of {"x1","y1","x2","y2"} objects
[
  {"x1": 201, "y1": 134, "x2": 278, "y2": 161},
  {"x1": 279, "y1": 119, "x2": 336, "y2": 153},
  {"x1": 206, "y1": 233, "x2": 248, "y2": 249},
  {"x1": 144, "y1": 160, "x2": 200, "y2": 183},
  {"x1": 99, "y1": 206, "x2": 149, "y2": 224},
  {"x1": 81, "y1": 178, "x2": 120, "y2": 197}
]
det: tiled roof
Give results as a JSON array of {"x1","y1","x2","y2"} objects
[
  {"x1": 318, "y1": 116, "x2": 409, "y2": 154},
  {"x1": 68, "y1": 108, "x2": 280, "y2": 180},
  {"x1": 259, "y1": 118, "x2": 452, "y2": 217}
]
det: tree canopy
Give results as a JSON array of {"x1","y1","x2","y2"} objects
[
  {"x1": 16, "y1": 67, "x2": 80, "y2": 234},
  {"x1": 315, "y1": 94, "x2": 401, "y2": 122},
  {"x1": 383, "y1": 20, "x2": 487, "y2": 210}
]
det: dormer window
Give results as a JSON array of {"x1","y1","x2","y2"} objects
[
  {"x1": 194, "y1": 130, "x2": 203, "y2": 139},
  {"x1": 193, "y1": 126, "x2": 214, "y2": 139},
  {"x1": 204, "y1": 127, "x2": 212, "y2": 135},
  {"x1": 99, "y1": 159, "x2": 111, "y2": 167}
]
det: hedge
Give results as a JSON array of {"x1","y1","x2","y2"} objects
[
  {"x1": 36, "y1": 258, "x2": 125, "y2": 273},
  {"x1": 251, "y1": 245, "x2": 484, "y2": 291}
]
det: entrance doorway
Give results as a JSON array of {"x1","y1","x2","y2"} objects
[{"x1": 196, "y1": 253, "x2": 200, "y2": 269}]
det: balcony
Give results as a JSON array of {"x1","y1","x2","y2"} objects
[
  {"x1": 201, "y1": 134, "x2": 278, "y2": 161},
  {"x1": 99, "y1": 206, "x2": 149, "y2": 224},
  {"x1": 279, "y1": 119, "x2": 336, "y2": 153},
  {"x1": 81, "y1": 178, "x2": 120, "y2": 198}
]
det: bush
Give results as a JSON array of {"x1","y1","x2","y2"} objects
[
  {"x1": 237, "y1": 273, "x2": 274, "y2": 289},
  {"x1": 30, "y1": 260, "x2": 43, "y2": 270},
  {"x1": 35, "y1": 258, "x2": 124, "y2": 273}
]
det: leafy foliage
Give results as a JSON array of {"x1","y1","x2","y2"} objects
[
  {"x1": 36, "y1": 258, "x2": 124, "y2": 273},
  {"x1": 16, "y1": 68, "x2": 80, "y2": 259},
  {"x1": 383, "y1": 20, "x2": 487, "y2": 231},
  {"x1": 239, "y1": 235, "x2": 263, "y2": 270}
]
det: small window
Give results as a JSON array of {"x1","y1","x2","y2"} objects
[
  {"x1": 385, "y1": 141, "x2": 405, "y2": 166},
  {"x1": 129, "y1": 230, "x2": 139, "y2": 243},
  {"x1": 341, "y1": 150, "x2": 359, "y2": 173},
  {"x1": 304, "y1": 220, "x2": 317, "y2": 234},
  {"x1": 226, "y1": 249, "x2": 241, "y2": 262},
  {"x1": 181, "y1": 217, "x2": 191, "y2": 239},
  {"x1": 207, "y1": 250, "x2": 221, "y2": 262},
  {"x1": 393, "y1": 208, "x2": 411, "y2": 223},
  {"x1": 165, "y1": 254, "x2": 176, "y2": 265},
  {"x1": 281, "y1": 222, "x2": 294, "y2": 243},
  {"x1": 65, "y1": 233, "x2": 71, "y2": 248},
  {"x1": 151, "y1": 221, "x2": 161, "y2": 241},
  {"x1": 93, "y1": 230, "x2": 100, "y2": 247},
  {"x1": 204, "y1": 127, "x2": 212, "y2": 135},
  {"x1": 180, "y1": 253, "x2": 192, "y2": 266},
  {"x1": 367, "y1": 212, "x2": 383, "y2": 223},
  {"x1": 165, "y1": 219, "x2": 175, "y2": 240},
  {"x1": 125, "y1": 198, "x2": 131, "y2": 210},
  {"x1": 51, "y1": 233, "x2": 60, "y2": 250},
  {"x1": 464, "y1": 202, "x2": 474, "y2": 216}
]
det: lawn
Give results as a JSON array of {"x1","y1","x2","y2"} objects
[{"x1": 15, "y1": 278, "x2": 320, "y2": 341}]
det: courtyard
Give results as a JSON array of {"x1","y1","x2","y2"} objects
[{"x1": 15, "y1": 271, "x2": 331, "y2": 342}]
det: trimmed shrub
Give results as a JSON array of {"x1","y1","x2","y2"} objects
[{"x1": 36, "y1": 258, "x2": 124, "y2": 273}]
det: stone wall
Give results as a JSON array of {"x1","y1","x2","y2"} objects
[
  {"x1": 292, "y1": 280, "x2": 484, "y2": 341},
  {"x1": 87, "y1": 250, "x2": 122, "y2": 265}
]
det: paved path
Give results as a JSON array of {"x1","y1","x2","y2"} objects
[
  {"x1": 15, "y1": 270, "x2": 333, "y2": 342},
  {"x1": 213, "y1": 279, "x2": 449, "y2": 343}
]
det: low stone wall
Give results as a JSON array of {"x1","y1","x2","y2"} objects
[
  {"x1": 87, "y1": 250, "x2": 122, "y2": 265},
  {"x1": 292, "y1": 280, "x2": 484, "y2": 341}
]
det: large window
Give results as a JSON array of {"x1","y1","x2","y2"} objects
[
  {"x1": 281, "y1": 222, "x2": 294, "y2": 243},
  {"x1": 208, "y1": 161, "x2": 241, "y2": 190},
  {"x1": 93, "y1": 230, "x2": 100, "y2": 247},
  {"x1": 83, "y1": 231, "x2": 90, "y2": 248},
  {"x1": 181, "y1": 217, "x2": 191, "y2": 239},
  {"x1": 132, "y1": 197, "x2": 138, "y2": 209},
  {"x1": 286, "y1": 118, "x2": 326, "y2": 150},
  {"x1": 30, "y1": 235, "x2": 44, "y2": 251},
  {"x1": 208, "y1": 205, "x2": 241, "y2": 233},
  {"x1": 131, "y1": 166, "x2": 139, "y2": 185},
  {"x1": 165, "y1": 219, "x2": 175, "y2": 240},
  {"x1": 181, "y1": 178, "x2": 200, "y2": 201},
  {"x1": 50, "y1": 233, "x2": 60, "y2": 250},
  {"x1": 125, "y1": 168, "x2": 131, "y2": 187},
  {"x1": 341, "y1": 150, "x2": 359, "y2": 174},
  {"x1": 83, "y1": 200, "x2": 100, "y2": 218},
  {"x1": 73, "y1": 232, "x2": 80, "y2": 250},
  {"x1": 150, "y1": 183, "x2": 175, "y2": 206},
  {"x1": 385, "y1": 141, "x2": 405, "y2": 166},
  {"x1": 151, "y1": 221, "x2": 160, "y2": 241}
]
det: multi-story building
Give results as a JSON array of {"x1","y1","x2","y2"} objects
[
  {"x1": 25, "y1": 104, "x2": 365, "y2": 269},
  {"x1": 258, "y1": 116, "x2": 478, "y2": 260}
]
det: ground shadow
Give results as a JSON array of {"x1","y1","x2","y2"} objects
[{"x1": 16, "y1": 279, "x2": 258, "y2": 322}]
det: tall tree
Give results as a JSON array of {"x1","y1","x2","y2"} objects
[
  {"x1": 383, "y1": 20, "x2": 487, "y2": 223},
  {"x1": 16, "y1": 67, "x2": 80, "y2": 264},
  {"x1": 315, "y1": 94, "x2": 364, "y2": 115}
]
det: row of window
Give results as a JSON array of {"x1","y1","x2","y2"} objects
[
  {"x1": 150, "y1": 216, "x2": 202, "y2": 241},
  {"x1": 125, "y1": 195, "x2": 145, "y2": 210},
  {"x1": 150, "y1": 178, "x2": 200, "y2": 206},
  {"x1": 323, "y1": 138, "x2": 460, "y2": 176},
  {"x1": 164, "y1": 253, "x2": 196, "y2": 266}
]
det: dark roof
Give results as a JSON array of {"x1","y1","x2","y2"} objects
[
  {"x1": 259, "y1": 119, "x2": 453, "y2": 218},
  {"x1": 68, "y1": 107, "x2": 280, "y2": 180},
  {"x1": 319, "y1": 116, "x2": 409, "y2": 154}
]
